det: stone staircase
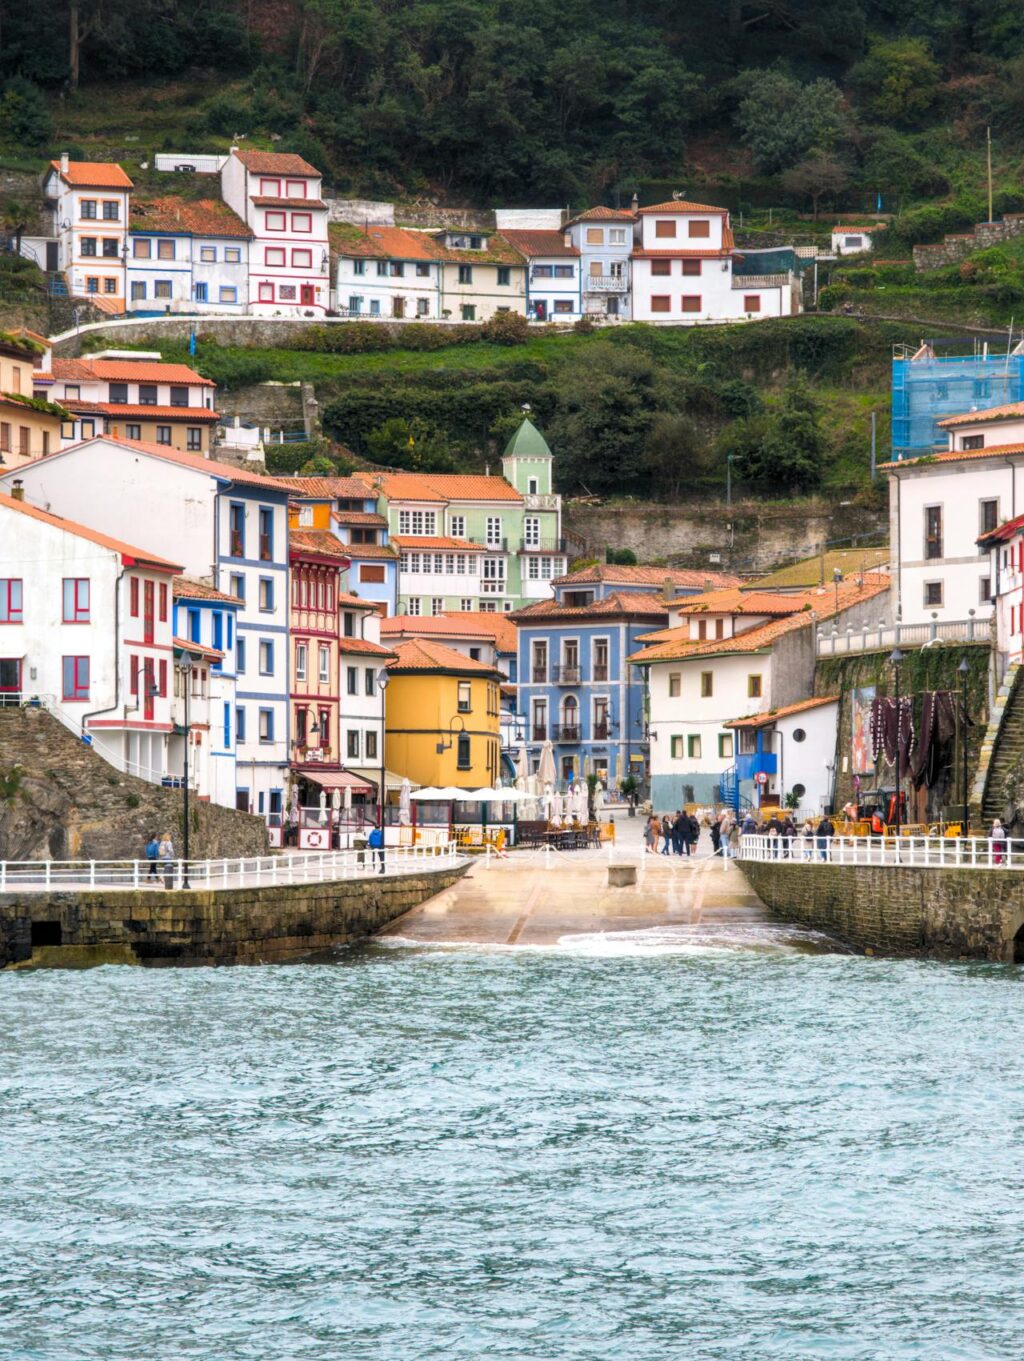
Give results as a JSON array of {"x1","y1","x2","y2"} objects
[{"x1": 970, "y1": 663, "x2": 1024, "y2": 826}]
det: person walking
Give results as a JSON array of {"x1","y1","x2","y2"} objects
[
  {"x1": 368, "y1": 822, "x2": 386, "y2": 874},
  {"x1": 672, "y1": 810, "x2": 686, "y2": 856},
  {"x1": 688, "y1": 811, "x2": 700, "y2": 857},
  {"x1": 661, "y1": 814, "x2": 672, "y2": 856},
  {"x1": 643, "y1": 816, "x2": 658, "y2": 855},
  {"x1": 728, "y1": 818, "x2": 740, "y2": 860},
  {"x1": 781, "y1": 814, "x2": 797, "y2": 860},
  {"x1": 709, "y1": 816, "x2": 722, "y2": 858},
  {"x1": 158, "y1": 831, "x2": 175, "y2": 889},
  {"x1": 145, "y1": 833, "x2": 160, "y2": 882},
  {"x1": 816, "y1": 814, "x2": 834, "y2": 862},
  {"x1": 991, "y1": 818, "x2": 1007, "y2": 866}
]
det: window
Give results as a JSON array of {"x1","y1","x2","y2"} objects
[
  {"x1": 687, "y1": 734, "x2": 701, "y2": 758},
  {"x1": 236, "y1": 706, "x2": 246, "y2": 742},
  {"x1": 86, "y1": 278, "x2": 99, "y2": 293},
  {"x1": 347, "y1": 666, "x2": 358, "y2": 695},
  {"x1": 925, "y1": 505, "x2": 943, "y2": 560},
  {"x1": 461, "y1": 304, "x2": 476, "y2": 321},
  {"x1": 495, "y1": 265, "x2": 512, "y2": 286},
  {"x1": 352, "y1": 260, "x2": 366, "y2": 277},
  {"x1": 292, "y1": 249, "x2": 312, "y2": 268},
  {"x1": 398, "y1": 510, "x2": 437, "y2": 536},
  {"x1": 486, "y1": 517, "x2": 502, "y2": 546},
  {"x1": 259, "y1": 578, "x2": 274, "y2": 612},
  {"x1": 347, "y1": 730, "x2": 360, "y2": 759},
  {"x1": 81, "y1": 201, "x2": 97, "y2": 219},
  {"x1": 416, "y1": 298, "x2": 430, "y2": 317},
  {"x1": 681, "y1": 259, "x2": 702, "y2": 277},
  {"x1": 193, "y1": 281, "x2": 209, "y2": 304},
  {"x1": 668, "y1": 673, "x2": 681, "y2": 698},
  {"x1": 650, "y1": 295, "x2": 671, "y2": 312},
  {"x1": 158, "y1": 582, "x2": 168, "y2": 622},
  {"x1": 200, "y1": 246, "x2": 216, "y2": 263},
  {"x1": 259, "y1": 508, "x2": 273, "y2": 561},
  {"x1": 554, "y1": 300, "x2": 573, "y2": 313},
  {"x1": 460, "y1": 598, "x2": 473, "y2": 611},
  {"x1": 718, "y1": 733, "x2": 734, "y2": 759},
  {"x1": 133, "y1": 238, "x2": 151, "y2": 258},
  {"x1": 187, "y1": 428, "x2": 202, "y2": 451},
  {"x1": 700, "y1": 671, "x2": 713, "y2": 698},
  {"x1": 924, "y1": 581, "x2": 943, "y2": 607},
  {"x1": 366, "y1": 730, "x2": 378, "y2": 759},
  {"x1": 654, "y1": 219, "x2": 676, "y2": 238},
  {"x1": 103, "y1": 277, "x2": 117, "y2": 294},
  {"x1": 431, "y1": 597, "x2": 443, "y2": 615},
  {"x1": 0, "y1": 579, "x2": 22, "y2": 623},
  {"x1": 259, "y1": 708, "x2": 274, "y2": 743},
  {"x1": 458, "y1": 264, "x2": 473, "y2": 284},
  {"x1": 156, "y1": 425, "x2": 172, "y2": 445},
  {"x1": 365, "y1": 668, "x2": 376, "y2": 696},
  {"x1": 743, "y1": 295, "x2": 761, "y2": 313},
  {"x1": 62, "y1": 578, "x2": 90, "y2": 623},
  {"x1": 259, "y1": 640, "x2": 274, "y2": 674},
  {"x1": 981, "y1": 499, "x2": 999, "y2": 533},
  {"x1": 670, "y1": 735, "x2": 683, "y2": 759},
  {"x1": 157, "y1": 239, "x2": 175, "y2": 260},
  {"x1": 152, "y1": 280, "x2": 171, "y2": 300},
  {"x1": 130, "y1": 282, "x2": 146, "y2": 301},
  {"x1": 688, "y1": 220, "x2": 711, "y2": 238},
  {"x1": 295, "y1": 643, "x2": 307, "y2": 681},
  {"x1": 291, "y1": 213, "x2": 312, "y2": 233},
  {"x1": 102, "y1": 200, "x2": 119, "y2": 220},
  {"x1": 102, "y1": 239, "x2": 118, "y2": 258},
  {"x1": 408, "y1": 597, "x2": 421, "y2": 615},
  {"x1": 236, "y1": 637, "x2": 246, "y2": 673},
  {"x1": 457, "y1": 680, "x2": 472, "y2": 713},
  {"x1": 960, "y1": 434, "x2": 985, "y2": 451},
  {"x1": 681, "y1": 296, "x2": 701, "y2": 312},
  {"x1": 109, "y1": 381, "x2": 128, "y2": 403},
  {"x1": 62, "y1": 656, "x2": 90, "y2": 701},
  {"x1": 168, "y1": 385, "x2": 188, "y2": 408},
  {"x1": 980, "y1": 576, "x2": 992, "y2": 603},
  {"x1": 318, "y1": 645, "x2": 330, "y2": 683},
  {"x1": 81, "y1": 238, "x2": 97, "y2": 257},
  {"x1": 265, "y1": 247, "x2": 286, "y2": 267},
  {"x1": 457, "y1": 732, "x2": 471, "y2": 769},
  {"x1": 748, "y1": 674, "x2": 762, "y2": 698},
  {"x1": 265, "y1": 212, "x2": 286, "y2": 231},
  {"x1": 220, "y1": 287, "x2": 238, "y2": 304},
  {"x1": 609, "y1": 228, "x2": 626, "y2": 244},
  {"x1": 369, "y1": 299, "x2": 380, "y2": 315},
  {"x1": 225, "y1": 247, "x2": 241, "y2": 264},
  {"x1": 650, "y1": 260, "x2": 672, "y2": 278}
]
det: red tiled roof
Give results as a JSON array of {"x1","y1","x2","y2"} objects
[
  {"x1": 337, "y1": 591, "x2": 382, "y2": 610},
  {"x1": 634, "y1": 247, "x2": 733, "y2": 260},
  {"x1": 90, "y1": 435, "x2": 296, "y2": 491},
  {"x1": 338, "y1": 541, "x2": 397, "y2": 559},
  {"x1": 511, "y1": 591, "x2": 671, "y2": 623},
  {"x1": 329, "y1": 224, "x2": 440, "y2": 262},
  {"x1": 97, "y1": 404, "x2": 219, "y2": 422},
  {"x1": 173, "y1": 636, "x2": 224, "y2": 662},
  {"x1": 880, "y1": 443, "x2": 1024, "y2": 471},
  {"x1": 130, "y1": 197, "x2": 252, "y2": 238},
  {"x1": 331, "y1": 510, "x2": 387, "y2": 527},
  {"x1": 173, "y1": 576, "x2": 241, "y2": 605},
  {"x1": 502, "y1": 229, "x2": 579, "y2": 258},
  {"x1": 833, "y1": 224, "x2": 885, "y2": 233},
  {"x1": 251, "y1": 196, "x2": 327, "y2": 210},
  {"x1": 564, "y1": 206, "x2": 636, "y2": 228},
  {"x1": 354, "y1": 470, "x2": 523, "y2": 503},
  {"x1": 978, "y1": 511, "x2": 1024, "y2": 547},
  {"x1": 233, "y1": 150, "x2": 321, "y2": 177},
  {"x1": 391, "y1": 535, "x2": 481, "y2": 551},
  {"x1": 286, "y1": 475, "x2": 371, "y2": 499},
  {"x1": 637, "y1": 199, "x2": 729, "y2": 215},
  {"x1": 289, "y1": 529, "x2": 351, "y2": 559},
  {"x1": 53, "y1": 357, "x2": 215, "y2": 386},
  {"x1": 724, "y1": 696, "x2": 840, "y2": 729},
  {"x1": 381, "y1": 611, "x2": 518, "y2": 652},
  {"x1": 672, "y1": 588, "x2": 824, "y2": 616},
  {"x1": 337, "y1": 635, "x2": 396, "y2": 658},
  {"x1": 50, "y1": 159, "x2": 133, "y2": 188},
  {"x1": 0, "y1": 488, "x2": 180, "y2": 572},
  {"x1": 387, "y1": 637, "x2": 502, "y2": 676},
  {"x1": 552, "y1": 564, "x2": 742, "y2": 589},
  {"x1": 937, "y1": 402, "x2": 1024, "y2": 428}
]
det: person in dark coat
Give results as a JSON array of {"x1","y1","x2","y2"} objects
[
  {"x1": 710, "y1": 817, "x2": 721, "y2": 857},
  {"x1": 816, "y1": 815, "x2": 834, "y2": 862},
  {"x1": 672, "y1": 811, "x2": 686, "y2": 856},
  {"x1": 688, "y1": 813, "x2": 700, "y2": 856}
]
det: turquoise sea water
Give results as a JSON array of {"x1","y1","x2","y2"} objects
[{"x1": 2, "y1": 926, "x2": 1023, "y2": 1360}]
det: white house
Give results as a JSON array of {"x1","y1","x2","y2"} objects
[
  {"x1": 977, "y1": 511, "x2": 1024, "y2": 679},
  {"x1": 563, "y1": 205, "x2": 636, "y2": 320},
  {"x1": 0, "y1": 483, "x2": 181, "y2": 784},
  {"x1": 337, "y1": 596, "x2": 394, "y2": 799},
  {"x1": 40, "y1": 155, "x2": 134, "y2": 311},
  {"x1": 831, "y1": 224, "x2": 884, "y2": 256},
  {"x1": 173, "y1": 576, "x2": 242, "y2": 809},
  {"x1": 220, "y1": 148, "x2": 330, "y2": 316},
  {"x1": 1, "y1": 437, "x2": 295, "y2": 840},
  {"x1": 882, "y1": 403, "x2": 1024, "y2": 625},
  {"x1": 501, "y1": 230, "x2": 581, "y2": 322},
  {"x1": 632, "y1": 199, "x2": 799, "y2": 326},
  {"x1": 724, "y1": 697, "x2": 840, "y2": 815},
  {"x1": 330, "y1": 224, "x2": 441, "y2": 319},
  {"x1": 127, "y1": 197, "x2": 251, "y2": 313}
]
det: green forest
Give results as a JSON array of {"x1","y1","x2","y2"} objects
[{"x1": 5, "y1": 0, "x2": 1024, "y2": 210}]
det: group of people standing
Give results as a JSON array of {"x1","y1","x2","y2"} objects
[{"x1": 643, "y1": 809, "x2": 741, "y2": 858}]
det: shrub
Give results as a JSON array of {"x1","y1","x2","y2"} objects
[
  {"x1": 481, "y1": 311, "x2": 530, "y2": 345},
  {"x1": 842, "y1": 269, "x2": 878, "y2": 289},
  {"x1": 264, "y1": 442, "x2": 321, "y2": 474},
  {"x1": 574, "y1": 315, "x2": 596, "y2": 334},
  {"x1": 817, "y1": 283, "x2": 851, "y2": 312}
]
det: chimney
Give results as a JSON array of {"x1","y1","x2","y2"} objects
[
  {"x1": 631, "y1": 192, "x2": 639, "y2": 214},
  {"x1": 663, "y1": 577, "x2": 676, "y2": 601},
  {"x1": 11, "y1": 478, "x2": 24, "y2": 501},
  {"x1": 60, "y1": 152, "x2": 69, "y2": 175},
  {"x1": 485, "y1": 463, "x2": 490, "y2": 477}
]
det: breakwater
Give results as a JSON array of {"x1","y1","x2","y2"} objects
[{"x1": 742, "y1": 859, "x2": 1024, "y2": 961}]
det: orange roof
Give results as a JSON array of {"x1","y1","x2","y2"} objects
[
  {"x1": 337, "y1": 591, "x2": 383, "y2": 611},
  {"x1": 511, "y1": 591, "x2": 671, "y2": 623},
  {"x1": 286, "y1": 475, "x2": 371, "y2": 499},
  {"x1": 637, "y1": 199, "x2": 729, "y2": 215},
  {"x1": 724, "y1": 696, "x2": 840, "y2": 729},
  {"x1": 50, "y1": 159, "x2": 133, "y2": 188},
  {"x1": 387, "y1": 637, "x2": 502, "y2": 676},
  {"x1": 502, "y1": 229, "x2": 578, "y2": 258},
  {"x1": 173, "y1": 576, "x2": 241, "y2": 605},
  {"x1": 130, "y1": 197, "x2": 252, "y2": 239},
  {"x1": 97, "y1": 404, "x2": 219, "y2": 422},
  {"x1": 173, "y1": 636, "x2": 224, "y2": 662},
  {"x1": 53, "y1": 357, "x2": 215, "y2": 386},
  {"x1": 381, "y1": 611, "x2": 518, "y2": 652},
  {"x1": 391, "y1": 535, "x2": 480, "y2": 551},
  {"x1": 880, "y1": 443, "x2": 1024, "y2": 471},
  {"x1": 672, "y1": 588, "x2": 824, "y2": 616},
  {"x1": 338, "y1": 541, "x2": 397, "y2": 559},
  {"x1": 564, "y1": 206, "x2": 636, "y2": 227},
  {"x1": 354, "y1": 470, "x2": 523, "y2": 503},
  {"x1": 331, "y1": 510, "x2": 387, "y2": 527},
  {"x1": 337, "y1": 635, "x2": 396, "y2": 658},
  {"x1": 553, "y1": 564, "x2": 742, "y2": 589},
  {"x1": 330, "y1": 224, "x2": 441, "y2": 262},
  {"x1": 233, "y1": 150, "x2": 320, "y2": 177},
  {"x1": 937, "y1": 402, "x2": 1024, "y2": 428},
  {"x1": 77, "y1": 435, "x2": 297, "y2": 491},
  {"x1": 0, "y1": 488, "x2": 180, "y2": 572},
  {"x1": 289, "y1": 528, "x2": 350, "y2": 559},
  {"x1": 833, "y1": 224, "x2": 885, "y2": 233}
]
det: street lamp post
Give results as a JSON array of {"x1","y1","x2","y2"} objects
[
  {"x1": 889, "y1": 647, "x2": 904, "y2": 840},
  {"x1": 958, "y1": 657, "x2": 971, "y2": 835},
  {"x1": 376, "y1": 669, "x2": 389, "y2": 829},
  {"x1": 832, "y1": 566, "x2": 842, "y2": 617},
  {"x1": 176, "y1": 654, "x2": 194, "y2": 889}
]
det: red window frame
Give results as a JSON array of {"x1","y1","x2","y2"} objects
[
  {"x1": 159, "y1": 658, "x2": 167, "y2": 697},
  {"x1": 62, "y1": 655, "x2": 90, "y2": 701},
  {"x1": 285, "y1": 179, "x2": 307, "y2": 198},
  {"x1": 650, "y1": 295, "x2": 671, "y2": 312},
  {"x1": 291, "y1": 213, "x2": 312, "y2": 234},
  {"x1": 0, "y1": 578, "x2": 22, "y2": 623},
  {"x1": 130, "y1": 654, "x2": 139, "y2": 695},
  {"x1": 264, "y1": 212, "x2": 286, "y2": 232},
  {"x1": 265, "y1": 247, "x2": 286, "y2": 267},
  {"x1": 681, "y1": 295, "x2": 702, "y2": 312},
  {"x1": 292, "y1": 248, "x2": 312, "y2": 269},
  {"x1": 258, "y1": 282, "x2": 274, "y2": 303},
  {"x1": 130, "y1": 577, "x2": 139, "y2": 616},
  {"x1": 62, "y1": 577, "x2": 90, "y2": 623},
  {"x1": 259, "y1": 178, "x2": 281, "y2": 196},
  {"x1": 158, "y1": 581, "x2": 168, "y2": 622},
  {"x1": 743, "y1": 294, "x2": 761, "y2": 313}
]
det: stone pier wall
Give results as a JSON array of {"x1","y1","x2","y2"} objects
[
  {"x1": 742, "y1": 860, "x2": 1024, "y2": 961},
  {"x1": 0, "y1": 864, "x2": 468, "y2": 967}
]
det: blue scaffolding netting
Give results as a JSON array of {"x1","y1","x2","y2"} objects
[{"x1": 891, "y1": 342, "x2": 1024, "y2": 459}]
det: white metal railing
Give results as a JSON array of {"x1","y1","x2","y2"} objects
[
  {"x1": 816, "y1": 614, "x2": 980, "y2": 657},
  {"x1": 584, "y1": 275, "x2": 628, "y2": 292},
  {"x1": 0, "y1": 842, "x2": 463, "y2": 893},
  {"x1": 732, "y1": 274, "x2": 791, "y2": 288},
  {"x1": 739, "y1": 833, "x2": 1022, "y2": 869}
]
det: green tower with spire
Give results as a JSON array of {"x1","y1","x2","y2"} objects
[{"x1": 501, "y1": 411, "x2": 554, "y2": 498}]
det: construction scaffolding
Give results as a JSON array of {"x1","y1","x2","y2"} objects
[{"x1": 891, "y1": 337, "x2": 1024, "y2": 460}]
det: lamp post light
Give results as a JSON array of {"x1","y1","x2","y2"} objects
[
  {"x1": 832, "y1": 566, "x2": 843, "y2": 617},
  {"x1": 376, "y1": 669, "x2": 389, "y2": 828},
  {"x1": 889, "y1": 647, "x2": 904, "y2": 840},
  {"x1": 176, "y1": 654, "x2": 194, "y2": 889},
  {"x1": 958, "y1": 656, "x2": 971, "y2": 835}
]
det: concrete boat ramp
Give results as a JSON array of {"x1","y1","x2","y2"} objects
[{"x1": 380, "y1": 849, "x2": 772, "y2": 948}]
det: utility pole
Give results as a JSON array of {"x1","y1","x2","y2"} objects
[
  {"x1": 870, "y1": 410, "x2": 877, "y2": 482},
  {"x1": 987, "y1": 126, "x2": 994, "y2": 224}
]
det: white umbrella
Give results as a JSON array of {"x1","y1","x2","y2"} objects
[
  {"x1": 542, "y1": 783, "x2": 555, "y2": 819},
  {"x1": 318, "y1": 789, "x2": 328, "y2": 824},
  {"x1": 594, "y1": 781, "x2": 605, "y2": 817},
  {"x1": 538, "y1": 740, "x2": 556, "y2": 788},
  {"x1": 560, "y1": 791, "x2": 571, "y2": 821},
  {"x1": 289, "y1": 785, "x2": 299, "y2": 821},
  {"x1": 515, "y1": 743, "x2": 529, "y2": 786},
  {"x1": 572, "y1": 782, "x2": 587, "y2": 822},
  {"x1": 331, "y1": 788, "x2": 342, "y2": 815},
  {"x1": 399, "y1": 776, "x2": 412, "y2": 825},
  {"x1": 343, "y1": 783, "x2": 352, "y2": 818}
]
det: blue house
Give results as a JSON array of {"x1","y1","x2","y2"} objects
[
  {"x1": 172, "y1": 576, "x2": 242, "y2": 809},
  {"x1": 286, "y1": 474, "x2": 399, "y2": 614}
]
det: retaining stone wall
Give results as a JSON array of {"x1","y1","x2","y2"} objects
[
  {"x1": 0, "y1": 864, "x2": 468, "y2": 967},
  {"x1": 914, "y1": 215, "x2": 1024, "y2": 271},
  {"x1": 743, "y1": 859, "x2": 1024, "y2": 960}
]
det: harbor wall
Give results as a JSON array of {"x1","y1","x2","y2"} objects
[{"x1": 742, "y1": 860, "x2": 1024, "y2": 961}]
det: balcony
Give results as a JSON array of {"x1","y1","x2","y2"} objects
[
  {"x1": 484, "y1": 537, "x2": 508, "y2": 552},
  {"x1": 230, "y1": 530, "x2": 244, "y2": 558},
  {"x1": 735, "y1": 751, "x2": 777, "y2": 781},
  {"x1": 553, "y1": 725, "x2": 580, "y2": 742},
  {"x1": 731, "y1": 274, "x2": 790, "y2": 289},
  {"x1": 592, "y1": 722, "x2": 610, "y2": 740},
  {"x1": 520, "y1": 536, "x2": 567, "y2": 553},
  {"x1": 531, "y1": 668, "x2": 548, "y2": 683},
  {"x1": 531, "y1": 725, "x2": 547, "y2": 741},
  {"x1": 592, "y1": 664, "x2": 608, "y2": 682},
  {"x1": 523, "y1": 493, "x2": 559, "y2": 511},
  {"x1": 551, "y1": 664, "x2": 580, "y2": 684},
  {"x1": 584, "y1": 275, "x2": 628, "y2": 293}
]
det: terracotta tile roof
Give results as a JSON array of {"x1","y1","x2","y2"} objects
[
  {"x1": 564, "y1": 206, "x2": 636, "y2": 227},
  {"x1": 173, "y1": 576, "x2": 241, "y2": 605},
  {"x1": 173, "y1": 636, "x2": 224, "y2": 662},
  {"x1": 338, "y1": 541, "x2": 397, "y2": 559},
  {"x1": 233, "y1": 150, "x2": 320, "y2": 177},
  {"x1": 353, "y1": 470, "x2": 445, "y2": 502},
  {"x1": 354, "y1": 470, "x2": 523, "y2": 503},
  {"x1": 553, "y1": 564, "x2": 742, "y2": 589},
  {"x1": 251, "y1": 196, "x2": 327, "y2": 210},
  {"x1": 50, "y1": 159, "x2": 133, "y2": 188},
  {"x1": 501, "y1": 229, "x2": 579, "y2": 258},
  {"x1": 337, "y1": 635, "x2": 396, "y2": 658},
  {"x1": 331, "y1": 510, "x2": 387, "y2": 527},
  {"x1": 511, "y1": 591, "x2": 670, "y2": 623},
  {"x1": 0, "y1": 394, "x2": 63, "y2": 418},
  {"x1": 634, "y1": 246, "x2": 733, "y2": 259},
  {"x1": 879, "y1": 443, "x2": 1024, "y2": 471},
  {"x1": 672, "y1": 587, "x2": 826, "y2": 616},
  {"x1": 937, "y1": 401, "x2": 1024, "y2": 428},
  {"x1": 724, "y1": 696, "x2": 840, "y2": 729},
  {"x1": 387, "y1": 637, "x2": 502, "y2": 676},
  {"x1": 391, "y1": 535, "x2": 481, "y2": 551},
  {"x1": 381, "y1": 611, "x2": 518, "y2": 652},
  {"x1": 833, "y1": 224, "x2": 885, "y2": 233},
  {"x1": 92, "y1": 435, "x2": 296, "y2": 491},
  {"x1": 130, "y1": 197, "x2": 252, "y2": 238},
  {"x1": 337, "y1": 591, "x2": 382, "y2": 610},
  {"x1": 432, "y1": 233, "x2": 525, "y2": 266},
  {"x1": 637, "y1": 199, "x2": 729, "y2": 215},
  {"x1": 329, "y1": 223, "x2": 440, "y2": 262},
  {"x1": 53, "y1": 357, "x2": 215, "y2": 386},
  {"x1": 98, "y1": 404, "x2": 219, "y2": 422},
  {"x1": 289, "y1": 528, "x2": 351, "y2": 558},
  {"x1": 0, "y1": 488, "x2": 180, "y2": 571},
  {"x1": 286, "y1": 475, "x2": 372, "y2": 499},
  {"x1": 978, "y1": 511, "x2": 1024, "y2": 547}
]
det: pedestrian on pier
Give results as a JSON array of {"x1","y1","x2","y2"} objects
[
  {"x1": 661, "y1": 814, "x2": 672, "y2": 855},
  {"x1": 368, "y1": 823, "x2": 386, "y2": 874},
  {"x1": 991, "y1": 819, "x2": 1007, "y2": 866},
  {"x1": 816, "y1": 815, "x2": 834, "y2": 862},
  {"x1": 145, "y1": 834, "x2": 160, "y2": 881},
  {"x1": 158, "y1": 832, "x2": 175, "y2": 889}
]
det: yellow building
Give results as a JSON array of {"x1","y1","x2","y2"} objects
[
  {"x1": 0, "y1": 332, "x2": 63, "y2": 467},
  {"x1": 385, "y1": 638, "x2": 502, "y2": 789}
]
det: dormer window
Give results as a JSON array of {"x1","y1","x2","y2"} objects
[
  {"x1": 563, "y1": 590, "x2": 594, "y2": 608},
  {"x1": 445, "y1": 232, "x2": 487, "y2": 251}
]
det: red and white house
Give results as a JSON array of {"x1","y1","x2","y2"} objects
[
  {"x1": 0, "y1": 483, "x2": 182, "y2": 784},
  {"x1": 220, "y1": 149, "x2": 330, "y2": 316},
  {"x1": 631, "y1": 199, "x2": 799, "y2": 326},
  {"x1": 979, "y1": 513, "x2": 1024, "y2": 671}
]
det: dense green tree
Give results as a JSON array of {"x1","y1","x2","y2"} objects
[
  {"x1": 734, "y1": 71, "x2": 845, "y2": 173},
  {"x1": 849, "y1": 37, "x2": 940, "y2": 122},
  {"x1": 364, "y1": 416, "x2": 460, "y2": 471},
  {"x1": 0, "y1": 78, "x2": 52, "y2": 149},
  {"x1": 781, "y1": 151, "x2": 850, "y2": 217},
  {"x1": 733, "y1": 373, "x2": 825, "y2": 492}
]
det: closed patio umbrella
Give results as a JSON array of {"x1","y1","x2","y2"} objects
[
  {"x1": 538, "y1": 740, "x2": 556, "y2": 789},
  {"x1": 399, "y1": 777, "x2": 412, "y2": 825},
  {"x1": 515, "y1": 743, "x2": 529, "y2": 787}
]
